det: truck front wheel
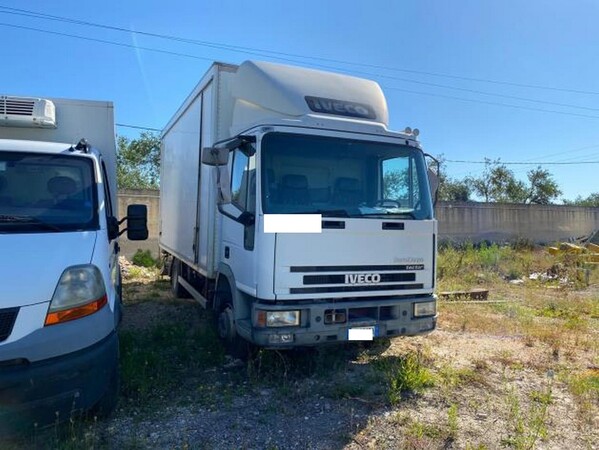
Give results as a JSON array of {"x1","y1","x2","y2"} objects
[{"x1": 215, "y1": 287, "x2": 253, "y2": 359}]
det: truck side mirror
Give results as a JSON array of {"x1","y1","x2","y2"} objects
[
  {"x1": 427, "y1": 167, "x2": 439, "y2": 202},
  {"x1": 424, "y1": 153, "x2": 440, "y2": 207},
  {"x1": 125, "y1": 204, "x2": 148, "y2": 241},
  {"x1": 202, "y1": 146, "x2": 229, "y2": 166}
]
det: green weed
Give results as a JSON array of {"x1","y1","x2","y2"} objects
[
  {"x1": 132, "y1": 249, "x2": 158, "y2": 268},
  {"x1": 373, "y1": 352, "x2": 435, "y2": 405}
]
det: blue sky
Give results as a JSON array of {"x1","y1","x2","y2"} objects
[{"x1": 1, "y1": 0, "x2": 598, "y2": 201}]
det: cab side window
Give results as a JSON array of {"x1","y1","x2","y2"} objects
[{"x1": 229, "y1": 148, "x2": 256, "y2": 250}]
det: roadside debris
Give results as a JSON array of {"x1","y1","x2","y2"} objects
[{"x1": 439, "y1": 288, "x2": 489, "y2": 301}]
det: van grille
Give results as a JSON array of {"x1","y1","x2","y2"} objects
[
  {"x1": 0, "y1": 308, "x2": 19, "y2": 342},
  {"x1": 0, "y1": 98, "x2": 35, "y2": 116}
]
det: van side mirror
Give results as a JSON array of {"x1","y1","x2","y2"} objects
[
  {"x1": 125, "y1": 204, "x2": 149, "y2": 240},
  {"x1": 202, "y1": 147, "x2": 229, "y2": 166}
]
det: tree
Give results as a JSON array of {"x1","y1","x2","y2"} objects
[
  {"x1": 439, "y1": 178, "x2": 471, "y2": 202},
  {"x1": 428, "y1": 154, "x2": 472, "y2": 202},
  {"x1": 523, "y1": 166, "x2": 561, "y2": 204},
  {"x1": 117, "y1": 132, "x2": 161, "y2": 189},
  {"x1": 468, "y1": 159, "x2": 526, "y2": 203},
  {"x1": 468, "y1": 160, "x2": 562, "y2": 204},
  {"x1": 563, "y1": 192, "x2": 599, "y2": 207}
]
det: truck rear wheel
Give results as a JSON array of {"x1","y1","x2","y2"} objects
[{"x1": 170, "y1": 259, "x2": 190, "y2": 298}]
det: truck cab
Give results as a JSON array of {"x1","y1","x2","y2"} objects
[
  {"x1": 0, "y1": 96, "x2": 147, "y2": 431},
  {"x1": 160, "y1": 61, "x2": 438, "y2": 350}
]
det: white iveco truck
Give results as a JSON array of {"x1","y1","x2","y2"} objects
[
  {"x1": 160, "y1": 61, "x2": 438, "y2": 351},
  {"x1": 0, "y1": 96, "x2": 147, "y2": 431}
]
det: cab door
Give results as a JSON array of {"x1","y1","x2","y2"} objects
[{"x1": 220, "y1": 146, "x2": 257, "y2": 296}]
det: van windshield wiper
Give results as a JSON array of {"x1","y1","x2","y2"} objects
[{"x1": 0, "y1": 215, "x2": 65, "y2": 232}]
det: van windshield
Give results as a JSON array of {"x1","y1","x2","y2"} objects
[
  {"x1": 0, "y1": 152, "x2": 98, "y2": 233},
  {"x1": 260, "y1": 132, "x2": 433, "y2": 219}
]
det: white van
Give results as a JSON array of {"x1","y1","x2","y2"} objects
[{"x1": 0, "y1": 96, "x2": 147, "y2": 431}]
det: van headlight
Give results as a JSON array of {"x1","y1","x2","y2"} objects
[
  {"x1": 413, "y1": 301, "x2": 436, "y2": 318},
  {"x1": 255, "y1": 310, "x2": 300, "y2": 327},
  {"x1": 45, "y1": 265, "x2": 107, "y2": 326}
]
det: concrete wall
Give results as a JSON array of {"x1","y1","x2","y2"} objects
[
  {"x1": 118, "y1": 189, "x2": 160, "y2": 259},
  {"x1": 116, "y1": 190, "x2": 599, "y2": 258},
  {"x1": 437, "y1": 201, "x2": 599, "y2": 244}
]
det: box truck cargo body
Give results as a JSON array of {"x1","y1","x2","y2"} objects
[
  {"x1": 160, "y1": 61, "x2": 438, "y2": 350},
  {"x1": 0, "y1": 96, "x2": 147, "y2": 431}
]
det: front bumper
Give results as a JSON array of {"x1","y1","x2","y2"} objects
[
  {"x1": 247, "y1": 295, "x2": 437, "y2": 348},
  {"x1": 0, "y1": 331, "x2": 118, "y2": 433}
]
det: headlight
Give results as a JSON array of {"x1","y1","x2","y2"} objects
[
  {"x1": 45, "y1": 265, "x2": 107, "y2": 326},
  {"x1": 255, "y1": 310, "x2": 300, "y2": 327},
  {"x1": 413, "y1": 301, "x2": 436, "y2": 318}
]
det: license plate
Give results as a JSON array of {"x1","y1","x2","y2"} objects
[{"x1": 348, "y1": 326, "x2": 378, "y2": 341}]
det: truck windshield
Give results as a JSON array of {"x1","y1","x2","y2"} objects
[
  {"x1": 261, "y1": 132, "x2": 433, "y2": 219},
  {"x1": 0, "y1": 152, "x2": 98, "y2": 233}
]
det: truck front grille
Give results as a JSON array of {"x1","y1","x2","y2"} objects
[
  {"x1": 0, "y1": 308, "x2": 19, "y2": 342},
  {"x1": 289, "y1": 264, "x2": 424, "y2": 294}
]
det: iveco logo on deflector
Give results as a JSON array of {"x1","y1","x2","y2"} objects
[
  {"x1": 305, "y1": 96, "x2": 377, "y2": 120},
  {"x1": 344, "y1": 273, "x2": 381, "y2": 284}
]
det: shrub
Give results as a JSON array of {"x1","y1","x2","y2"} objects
[{"x1": 132, "y1": 249, "x2": 157, "y2": 267}]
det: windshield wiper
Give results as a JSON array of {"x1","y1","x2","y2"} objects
[
  {"x1": 0, "y1": 215, "x2": 65, "y2": 232},
  {"x1": 292, "y1": 209, "x2": 351, "y2": 218},
  {"x1": 361, "y1": 210, "x2": 417, "y2": 219}
]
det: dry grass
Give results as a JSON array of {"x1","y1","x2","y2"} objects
[{"x1": 348, "y1": 244, "x2": 598, "y2": 449}]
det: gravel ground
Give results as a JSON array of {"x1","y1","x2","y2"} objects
[{"x1": 2, "y1": 269, "x2": 597, "y2": 449}]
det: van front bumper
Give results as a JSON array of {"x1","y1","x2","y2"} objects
[
  {"x1": 247, "y1": 295, "x2": 437, "y2": 348},
  {"x1": 0, "y1": 331, "x2": 118, "y2": 433}
]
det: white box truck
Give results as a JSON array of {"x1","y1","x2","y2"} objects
[
  {"x1": 160, "y1": 61, "x2": 438, "y2": 352},
  {"x1": 0, "y1": 95, "x2": 147, "y2": 431}
]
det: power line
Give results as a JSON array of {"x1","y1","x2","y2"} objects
[
  {"x1": 0, "y1": 22, "x2": 215, "y2": 61},
  {"x1": 2, "y1": 22, "x2": 599, "y2": 122},
  {"x1": 3, "y1": 8, "x2": 599, "y2": 114},
  {"x1": 445, "y1": 159, "x2": 599, "y2": 165},
  {"x1": 382, "y1": 86, "x2": 599, "y2": 119},
  {"x1": 116, "y1": 123, "x2": 161, "y2": 132},
  {"x1": 2, "y1": 4, "x2": 599, "y2": 97},
  {"x1": 3, "y1": 6, "x2": 599, "y2": 112}
]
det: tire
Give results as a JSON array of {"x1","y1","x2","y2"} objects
[
  {"x1": 215, "y1": 288, "x2": 253, "y2": 360},
  {"x1": 170, "y1": 259, "x2": 190, "y2": 298}
]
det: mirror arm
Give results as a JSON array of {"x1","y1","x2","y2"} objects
[
  {"x1": 217, "y1": 203, "x2": 238, "y2": 222},
  {"x1": 217, "y1": 204, "x2": 255, "y2": 227}
]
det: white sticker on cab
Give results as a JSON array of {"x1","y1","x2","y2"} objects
[{"x1": 264, "y1": 214, "x2": 322, "y2": 233}]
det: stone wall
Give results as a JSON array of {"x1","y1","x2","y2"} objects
[{"x1": 116, "y1": 190, "x2": 599, "y2": 257}]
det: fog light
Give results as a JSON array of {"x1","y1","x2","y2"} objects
[
  {"x1": 268, "y1": 333, "x2": 294, "y2": 344},
  {"x1": 414, "y1": 301, "x2": 436, "y2": 317}
]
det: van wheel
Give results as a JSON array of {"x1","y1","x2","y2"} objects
[
  {"x1": 171, "y1": 259, "x2": 190, "y2": 298},
  {"x1": 90, "y1": 365, "x2": 119, "y2": 418}
]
